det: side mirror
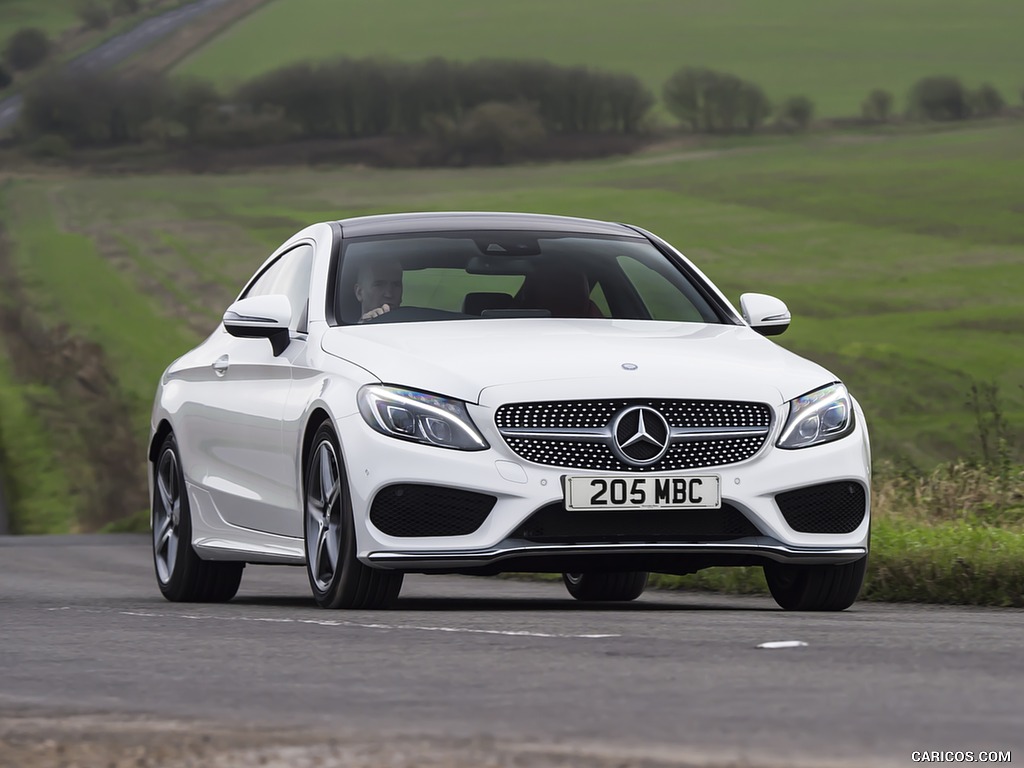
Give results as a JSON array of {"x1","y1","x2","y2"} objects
[
  {"x1": 223, "y1": 295, "x2": 292, "y2": 355},
  {"x1": 740, "y1": 293, "x2": 791, "y2": 336}
]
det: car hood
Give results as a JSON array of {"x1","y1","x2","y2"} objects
[{"x1": 320, "y1": 319, "x2": 836, "y2": 406}]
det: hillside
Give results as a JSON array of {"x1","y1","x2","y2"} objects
[
  {"x1": 174, "y1": 0, "x2": 1024, "y2": 117},
  {"x1": 1, "y1": 124, "x2": 1021, "y2": 531}
]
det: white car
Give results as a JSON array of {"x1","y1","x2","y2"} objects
[{"x1": 149, "y1": 212, "x2": 870, "y2": 610}]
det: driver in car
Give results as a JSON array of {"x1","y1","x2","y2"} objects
[{"x1": 355, "y1": 258, "x2": 403, "y2": 322}]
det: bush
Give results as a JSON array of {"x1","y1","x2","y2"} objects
[
  {"x1": 139, "y1": 117, "x2": 187, "y2": 145},
  {"x1": 662, "y1": 67, "x2": 771, "y2": 133},
  {"x1": 448, "y1": 101, "x2": 546, "y2": 165},
  {"x1": 193, "y1": 105, "x2": 296, "y2": 147},
  {"x1": 167, "y1": 77, "x2": 222, "y2": 139},
  {"x1": 75, "y1": 0, "x2": 111, "y2": 30},
  {"x1": 968, "y1": 83, "x2": 1005, "y2": 117},
  {"x1": 908, "y1": 75, "x2": 970, "y2": 120},
  {"x1": 778, "y1": 95, "x2": 814, "y2": 130},
  {"x1": 4, "y1": 27, "x2": 50, "y2": 72},
  {"x1": 861, "y1": 88, "x2": 893, "y2": 122},
  {"x1": 0, "y1": 64, "x2": 12, "y2": 90}
]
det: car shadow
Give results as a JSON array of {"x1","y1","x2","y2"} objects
[
  {"x1": 228, "y1": 594, "x2": 778, "y2": 612},
  {"x1": 393, "y1": 596, "x2": 777, "y2": 612}
]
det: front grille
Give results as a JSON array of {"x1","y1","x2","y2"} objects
[
  {"x1": 369, "y1": 484, "x2": 496, "y2": 537},
  {"x1": 776, "y1": 481, "x2": 867, "y2": 534},
  {"x1": 497, "y1": 400, "x2": 771, "y2": 430},
  {"x1": 495, "y1": 399, "x2": 772, "y2": 472},
  {"x1": 511, "y1": 502, "x2": 761, "y2": 543}
]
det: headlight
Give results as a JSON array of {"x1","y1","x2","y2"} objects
[
  {"x1": 777, "y1": 382, "x2": 855, "y2": 449},
  {"x1": 357, "y1": 385, "x2": 488, "y2": 451}
]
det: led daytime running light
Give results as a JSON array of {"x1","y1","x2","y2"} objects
[
  {"x1": 777, "y1": 382, "x2": 854, "y2": 449},
  {"x1": 358, "y1": 386, "x2": 488, "y2": 451}
]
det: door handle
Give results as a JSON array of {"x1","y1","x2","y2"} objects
[{"x1": 212, "y1": 355, "x2": 229, "y2": 377}]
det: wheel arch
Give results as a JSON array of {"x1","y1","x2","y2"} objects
[
  {"x1": 149, "y1": 419, "x2": 174, "y2": 463},
  {"x1": 301, "y1": 408, "x2": 334, "y2": 487}
]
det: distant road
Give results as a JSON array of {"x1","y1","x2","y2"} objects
[
  {"x1": 0, "y1": 0, "x2": 233, "y2": 134},
  {"x1": 1, "y1": 535, "x2": 1021, "y2": 767}
]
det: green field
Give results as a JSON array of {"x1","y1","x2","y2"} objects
[
  {"x1": 2, "y1": 123, "x2": 1022, "y2": 479},
  {"x1": 0, "y1": 1, "x2": 82, "y2": 44},
  {"x1": 3, "y1": 123, "x2": 1024, "y2": 604},
  {"x1": 174, "y1": 0, "x2": 1024, "y2": 118}
]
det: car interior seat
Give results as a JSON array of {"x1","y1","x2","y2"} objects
[{"x1": 516, "y1": 266, "x2": 603, "y2": 318}]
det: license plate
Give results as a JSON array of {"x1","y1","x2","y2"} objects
[{"x1": 565, "y1": 475, "x2": 721, "y2": 510}]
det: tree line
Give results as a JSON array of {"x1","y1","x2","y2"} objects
[
  {"x1": 5, "y1": 22, "x2": 1021, "y2": 165},
  {"x1": 14, "y1": 57, "x2": 657, "y2": 163}
]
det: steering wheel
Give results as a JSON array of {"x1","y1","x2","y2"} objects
[{"x1": 362, "y1": 306, "x2": 470, "y2": 323}]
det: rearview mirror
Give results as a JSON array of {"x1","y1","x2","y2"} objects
[
  {"x1": 740, "y1": 293, "x2": 790, "y2": 336},
  {"x1": 223, "y1": 294, "x2": 292, "y2": 355}
]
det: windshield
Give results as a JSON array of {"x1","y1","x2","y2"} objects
[{"x1": 336, "y1": 231, "x2": 727, "y2": 326}]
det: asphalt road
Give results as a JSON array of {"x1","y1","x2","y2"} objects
[
  {"x1": 1, "y1": 535, "x2": 1020, "y2": 767},
  {"x1": 0, "y1": 0, "x2": 232, "y2": 133}
]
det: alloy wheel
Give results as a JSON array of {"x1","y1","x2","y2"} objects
[
  {"x1": 305, "y1": 439, "x2": 343, "y2": 592},
  {"x1": 153, "y1": 448, "x2": 181, "y2": 584}
]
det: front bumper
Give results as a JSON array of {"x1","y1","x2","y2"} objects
[{"x1": 338, "y1": 398, "x2": 871, "y2": 574}]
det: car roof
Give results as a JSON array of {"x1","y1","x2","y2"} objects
[{"x1": 335, "y1": 211, "x2": 645, "y2": 239}]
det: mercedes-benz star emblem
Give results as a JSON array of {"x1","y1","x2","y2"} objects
[{"x1": 610, "y1": 406, "x2": 670, "y2": 466}]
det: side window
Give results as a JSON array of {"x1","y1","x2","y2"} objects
[{"x1": 243, "y1": 244, "x2": 314, "y2": 332}]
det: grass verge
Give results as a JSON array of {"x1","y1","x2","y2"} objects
[
  {"x1": 647, "y1": 460, "x2": 1024, "y2": 606},
  {"x1": 0, "y1": 357, "x2": 76, "y2": 535},
  {"x1": 648, "y1": 515, "x2": 1024, "y2": 608}
]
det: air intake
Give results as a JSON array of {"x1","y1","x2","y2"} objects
[
  {"x1": 776, "y1": 481, "x2": 867, "y2": 534},
  {"x1": 369, "y1": 484, "x2": 496, "y2": 537}
]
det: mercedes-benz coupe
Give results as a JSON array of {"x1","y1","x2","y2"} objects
[{"x1": 149, "y1": 212, "x2": 870, "y2": 610}]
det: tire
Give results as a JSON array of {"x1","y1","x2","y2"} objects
[
  {"x1": 304, "y1": 422, "x2": 403, "y2": 609},
  {"x1": 764, "y1": 557, "x2": 867, "y2": 611},
  {"x1": 152, "y1": 434, "x2": 244, "y2": 602},
  {"x1": 562, "y1": 571, "x2": 648, "y2": 602}
]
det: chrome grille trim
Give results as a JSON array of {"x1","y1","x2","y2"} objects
[
  {"x1": 499, "y1": 426, "x2": 770, "y2": 442},
  {"x1": 500, "y1": 427, "x2": 610, "y2": 440},
  {"x1": 495, "y1": 399, "x2": 773, "y2": 471}
]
